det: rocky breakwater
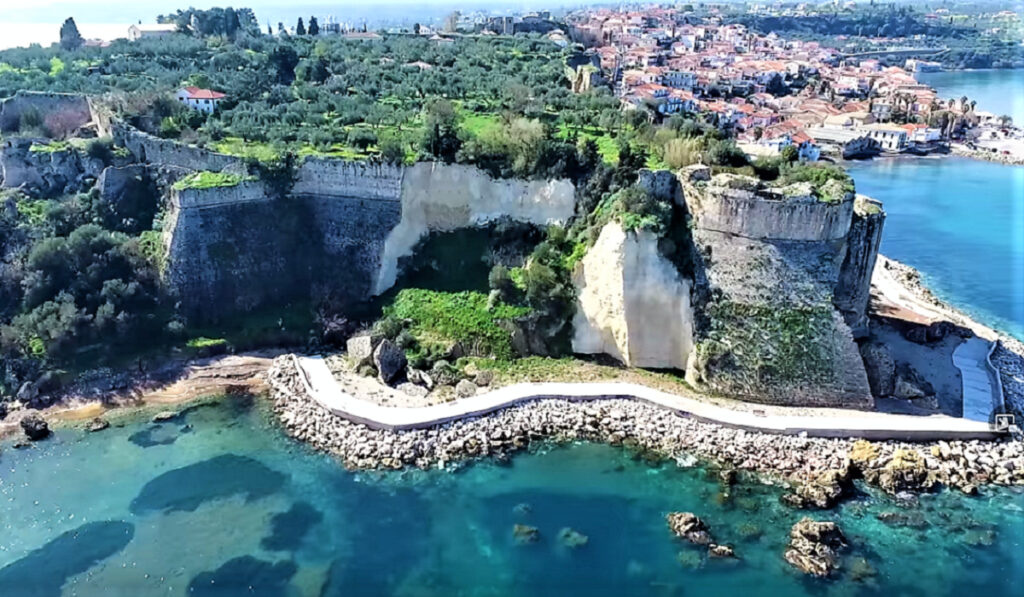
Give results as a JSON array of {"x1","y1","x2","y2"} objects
[
  {"x1": 267, "y1": 356, "x2": 1024, "y2": 496},
  {"x1": 682, "y1": 166, "x2": 876, "y2": 408}
]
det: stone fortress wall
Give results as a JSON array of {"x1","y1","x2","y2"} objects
[
  {"x1": 571, "y1": 165, "x2": 885, "y2": 408},
  {"x1": 0, "y1": 91, "x2": 98, "y2": 137},
  {"x1": 1, "y1": 93, "x2": 889, "y2": 409},
  {"x1": 157, "y1": 150, "x2": 575, "y2": 318}
]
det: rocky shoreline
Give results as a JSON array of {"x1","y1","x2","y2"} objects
[
  {"x1": 268, "y1": 356, "x2": 1024, "y2": 501},
  {"x1": 877, "y1": 256, "x2": 1024, "y2": 419},
  {"x1": 951, "y1": 145, "x2": 1024, "y2": 167}
]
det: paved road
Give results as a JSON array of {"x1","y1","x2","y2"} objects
[
  {"x1": 293, "y1": 356, "x2": 1001, "y2": 441},
  {"x1": 954, "y1": 337, "x2": 1002, "y2": 422}
]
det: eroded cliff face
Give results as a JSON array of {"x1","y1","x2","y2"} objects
[
  {"x1": 682, "y1": 169, "x2": 875, "y2": 408},
  {"x1": 835, "y1": 196, "x2": 886, "y2": 338},
  {"x1": 572, "y1": 222, "x2": 694, "y2": 369},
  {"x1": 0, "y1": 138, "x2": 107, "y2": 196},
  {"x1": 374, "y1": 162, "x2": 576, "y2": 294}
]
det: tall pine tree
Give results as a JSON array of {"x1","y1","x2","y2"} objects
[
  {"x1": 296, "y1": 18, "x2": 306, "y2": 35},
  {"x1": 59, "y1": 17, "x2": 84, "y2": 51},
  {"x1": 308, "y1": 16, "x2": 319, "y2": 35}
]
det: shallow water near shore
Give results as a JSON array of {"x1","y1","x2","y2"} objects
[
  {"x1": 847, "y1": 156, "x2": 1024, "y2": 340},
  {"x1": 1, "y1": 396, "x2": 1022, "y2": 596}
]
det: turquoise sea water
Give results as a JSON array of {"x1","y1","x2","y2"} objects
[
  {"x1": 1, "y1": 397, "x2": 1023, "y2": 596},
  {"x1": 847, "y1": 156, "x2": 1024, "y2": 340},
  {"x1": 916, "y1": 69, "x2": 1024, "y2": 124}
]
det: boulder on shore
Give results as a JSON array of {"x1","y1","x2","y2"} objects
[
  {"x1": 666, "y1": 512, "x2": 713, "y2": 545},
  {"x1": 347, "y1": 334, "x2": 376, "y2": 367},
  {"x1": 784, "y1": 518, "x2": 846, "y2": 577},
  {"x1": 20, "y1": 414, "x2": 50, "y2": 441},
  {"x1": 783, "y1": 467, "x2": 851, "y2": 509},
  {"x1": 373, "y1": 339, "x2": 407, "y2": 386},
  {"x1": 88, "y1": 417, "x2": 110, "y2": 433},
  {"x1": 859, "y1": 342, "x2": 895, "y2": 397},
  {"x1": 455, "y1": 379, "x2": 478, "y2": 398}
]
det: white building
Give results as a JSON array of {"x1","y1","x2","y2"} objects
[
  {"x1": 128, "y1": 24, "x2": 178, "y2": 41},
  {"x1": 175, "y1": 87, "x2": 226, "y2": 114}
]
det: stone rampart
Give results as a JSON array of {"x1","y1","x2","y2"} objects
[
  {"x1": 292, "y1": 158, "x2": 403, "y2": 201},
  {"x1": 0, "y1": 137, "x2": 105, "y2": 196},
  {"x1": 687, "y1": 176, "x2": 854, "y2": 242},
  {"x1": 112, "y1": 123, "x2": 243, "y2": 173},
  {"x1": 682, "y1": 170, "x2": 874, "y2": 408},
  {"x1": 163, "y1": 159, "x2": 572, "y2": 317},
  {"x1": 171, "y1": 179, "x2": 267, "y2": 209}
]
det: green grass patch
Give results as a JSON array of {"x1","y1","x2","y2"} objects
[
  {"x1": 171, "y1": 171, "x2": 252, "y2": 191},
  {"x1": 186, "y1": 336, "x2": 227, "y2": 349},
  {"x1": 384, "y1": 288, "x2": 530, "y2": 361},
  {"x1": 15, "y1": 198, "x2": 49, "y2": 226},
  {"x1": 29, "y1": 140, "x2": 71, "y2": 153},
  {"x1": 461, "y1": 112, "x2": 503, "y2": 138},
  {"x1": 556, "y1": 124, "x2": 619, "y2": 164},
  {"x1": 211, "y1": 137, "x2": 281, "y2": 162}
]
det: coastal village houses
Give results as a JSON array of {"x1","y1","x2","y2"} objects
[
  {"x1": 564, "y1": 7, "x2": 969, "y2": 155},
  {"x1": 176, "y1": 87, "x2": 226, "y2": 114}
]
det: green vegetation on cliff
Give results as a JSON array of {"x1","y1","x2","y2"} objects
[
  {"x1": 171, "y1": 171, "x2": 253, "y2": 191},
  {"x1": 692, "y1": 302, "x2": 835, "y2": 391},
  {"x1": 383, "y1": 289, "x2": 529, "y2": 364}
]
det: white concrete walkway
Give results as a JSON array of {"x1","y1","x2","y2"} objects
[
  {"x1": 293, "y1": 356, "x2": 1003, "y2": 441},
  {"x1": 954, "y1": 337, "x2": 1003, "y2": 423}
]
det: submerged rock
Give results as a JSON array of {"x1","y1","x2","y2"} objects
[
  {"x1": 666, "y1": 512, "x2": 712, "y2": 545},
  {"x1": 152, "y1": 411, "x2": 179, "y2": 423},
  {"x1": 557, "y1": 527, "x2": 589, "y2": 549},
  {"x1": 513, "y1": 524, "x2": 540, "y2": 544},
  {"x1": 784, "y1": 518, "x2": 846, "y2": 577},
  {"x1": 708, "y1": 543, "x2": 736, "y2": 558},
  {"x1": 20, "y1": 414, "x2": 50, "y2": 441},
  {"x1": 87, "y1": 418, "x2": 110, "y2": 433}
]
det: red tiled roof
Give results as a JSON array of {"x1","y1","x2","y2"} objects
[{"x1": 181, "y1": 86, "x2": 226, "y2": 100}]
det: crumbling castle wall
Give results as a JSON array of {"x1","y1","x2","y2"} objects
[
  {"x1": 679, "y1": 167, "x2": 876, "y2": 408},
  {"x1": 835, "y1": 196, "x2": 886, "y2": 338},
  {"x1": 0, "y1": 91, "x2": 94, "y2": 138}
]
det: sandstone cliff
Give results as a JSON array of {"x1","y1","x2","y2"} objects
[
  {"x1": 374, "y1": 162, "x2": 576, "y2": 294},
  {"x1": 572, "y1": 222, "x2": 694, "y2": 369}
]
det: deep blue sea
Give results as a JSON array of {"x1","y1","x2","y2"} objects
[
  {"x1": 847, "y1": 156, "x2": 1024, "y2": 340},
  {"x1": 1, "y1": 396, "x2": 1023, "y2": 596}
]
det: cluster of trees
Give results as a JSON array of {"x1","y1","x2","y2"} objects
[{"x1": 156, "y1": 7, "x2": 260, "y2": 38}]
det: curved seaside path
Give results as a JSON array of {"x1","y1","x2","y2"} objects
[
  {"x1": 293, "y1": 356, "x2": 1002, "y2": 441},
  {"x1": 955, "y1": 337, "x2": 1005, "y2": 422}
]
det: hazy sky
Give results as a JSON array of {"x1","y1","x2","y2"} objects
[{"x1": 3, "y1": 0, "x2": 572, "y2": 24}]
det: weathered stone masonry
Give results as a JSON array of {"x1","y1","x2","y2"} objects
[{"x1": 160, "y1": 157, "x2": 575, "y2": 319}]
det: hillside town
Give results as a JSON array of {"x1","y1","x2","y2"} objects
[{"x1": 565, "y1": 7, "x2": 1022, "y2": 162}]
